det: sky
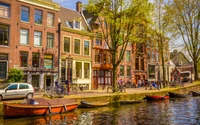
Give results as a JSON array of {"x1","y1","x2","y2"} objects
[{"x1": 54, "y1": 0, "x2": 88, "y2": 10}]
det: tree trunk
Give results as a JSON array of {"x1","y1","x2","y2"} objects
[
  {"x1": 112, "y1": 65, "x2": 118, "y2": 92},
  {"x1": 161, "y1": 55, "x2": 166, "y2": 88},
  {"x1": 193, "y1": 58, "x2": 199, "y2": 81}
]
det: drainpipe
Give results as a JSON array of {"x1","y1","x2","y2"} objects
[{"x1": 58, "y1": 19, "x2": 62, "y2": 84}]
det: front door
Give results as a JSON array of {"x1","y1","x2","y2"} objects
[
  {"x1": 0, "y1": 62, "x2": 7, "y2": 80},
  {"x1": 46, "y1": 76, "x2": 52, "y2": 88}
]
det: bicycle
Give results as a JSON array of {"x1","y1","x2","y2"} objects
[{"x1": 47, "y1": 85, "x2": 68, "y2": 98}]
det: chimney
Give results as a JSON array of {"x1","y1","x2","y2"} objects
[{"x1": 76, "y1": 1, "x2": 82, "y2": 13}]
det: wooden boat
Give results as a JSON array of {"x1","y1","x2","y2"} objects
[
  {"x1": 145, "y1": 95, "x2": 169, "y2": 101},
  {"x1": 79, "y1": 101, "x2": 109, "y2": 108},
  {"x1": 3, "y1": 98, "x2": 78, "y2": 118},
  {"x1": 168, "y1": 92, "x2": 191, "y2": 98},
  {"x1": 119, "y1": 100, "x2": 145, "y2": 104},
  {"x1": 189, "y1": 91, "x2": 200, "y2": 97}
]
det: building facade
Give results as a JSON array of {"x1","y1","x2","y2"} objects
[
  {"x1": 59, "y1": 4, "x2": 93, "y2": 89},
  {"x1": 0, "y1": 0, "x2": 60, "y2": 90}
]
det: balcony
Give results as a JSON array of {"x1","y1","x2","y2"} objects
[
  {"x1": 101, "y1": 63, "x2": 113, "y2": 69},
  {"x1": 93, "y1": 63, "x2": 101, "y2": 69}
]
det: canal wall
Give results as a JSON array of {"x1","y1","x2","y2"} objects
[{"x1": 73, "y1": 82, "x2": 200, "y2": 103}]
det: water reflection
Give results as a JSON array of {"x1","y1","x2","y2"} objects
[{"x1": 2, "y1": 97, "x2": 200, "y2": 125}]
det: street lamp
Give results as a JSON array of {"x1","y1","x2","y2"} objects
[{"x1": 66, "y1": 55, "x2": 73, "y2": 94}]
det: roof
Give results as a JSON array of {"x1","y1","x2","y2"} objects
[
  {"x1": 171, "y1": 52, "x2": 191, "y2": 66},
  {"x1": 82, "y1": 10, "x2": 98, "y2": 26},
  {"x1": 59, "y1": 7, "x2": 88, "y2": 30}
]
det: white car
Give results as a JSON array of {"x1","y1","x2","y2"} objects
[{"x1": 0, "y1": 83, "x2": 34, "y2": 101}]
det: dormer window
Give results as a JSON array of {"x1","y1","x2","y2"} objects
[
  {"x1": 66, "y1": 20, "x2": 81, "y2": 30},
  {"x1": 75, "y1": 21, "x2": 80, "y2": 29}
]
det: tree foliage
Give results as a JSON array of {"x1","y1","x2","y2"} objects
[
  {"x1": 85, "y1": 0, "x2": 153, "y2": 91},
  {"x1": 7, "y1": 68, "x2": 24, "y2": 83},
  {"x1": 166, "y1": 0, "x2": 200, "y2": 80}
]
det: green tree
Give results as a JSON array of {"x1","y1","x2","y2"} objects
[
  {"x1": 7, "y1": 68, "x2": 24, "y2": 83},
  {"x1": 150, "y1": 0, "x2": 174, "y2": 87},
  {"x1": 166, "y1": 0, "x2": 200, "y2": 81},
  {"x1": 85, "y1": 0, "x2": 153, "y2": 91}
]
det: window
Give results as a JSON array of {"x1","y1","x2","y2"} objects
[
  {"x1": 120, "y1": 65, "x2": 124, "y2": 76},
  {"x1": 84, "y1": 40, "x2": 89, "y2": 55},
  {"x1": 0, "y1": 2, "x2": 10, "y2": 18},
  {"x1": 75, "y1": 21, "x2": 80, "y2": 29},
  {"x1": 20, "y1": 29, "x2": 29, "y2": 45},
  {"x1": 44, "y1": 54, "x2": 53, "y2": 68},
  {"x1": 68, "y1": 21, "x2": 73, "y2": 28},
  {"x1": 147, "y1": 51, "x2": 150, "y2": 60},
  {"x1": 35, "y1": 9, "x2": 42, "y2": 24},
  {"x1": 64, "y1": 37, "x2": 70, "y2": 53},
  {"x1": 32, "y1": 53, "x2": 39, "y2": 67},
  {"x1": 107, "y1": 53, "x2": 111, "y2": 63},
  {"x1": 76, "y1": 62, "x2": 82, "y2": 78},
  {"x1": 96, "y1": 38, "x2": 102, "y2": 46},
  {"x1": 34, "y1": 31, "x2": 42, "y2": 46},
  {"x1": 0, "y1": 24, "x2": 9, "y2": 46},
  {"x1": 74, "y1": 39, "x2": 80, "y2": 54},
  {"x1": 126, "y1": 51, "x2": 131, "y2": 62},
  {"x1": 84, "y1": 63, "x2": 90, "y2": 78},
  {"x1": 8, "y1": 84, "x2": 18, "y2": 90},
  {"x1": 141, "y1": 58, "x2": 144, "y2": 70},
  {"x1": 47, "y1": 12, "x2": 54, "y2": 27},
  {"x1": 20, "y1": 52, "x2": 28, "y2": 67},
  {"x1": 135, "y1": 57, "x2": 139, "y2": 70},
  {"x1": 19, "y1": 84, "x2": 29, "y2": 89},
  {"x1": 152, "y1": 52, "x2": 155, "y2": 61},
  {"x1": 47, "y1": 33, "x2": 54, "y2": 48},
  {"x1": 32, "y1": 75, "x2": 39, "y2": 87},
  {"x1": 21, "y1": 6, "x2": 29, "y2": 22},
  {"x1": 148, "y1": 65, "x2": 155, "y2": 79},
  {"x1": 127, "y1": 66, "x2": 131, "y2": 77},
  {"x1": 95, "y1": 51, "x2": 100, "y2": 63}
]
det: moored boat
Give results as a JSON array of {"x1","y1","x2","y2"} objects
[
  {"x1": 168, "y1": 92, "x2": 191, "y2": 98},
  {"x1": 119, "y1": 100, "x2": 145, "y2": 104},
  {"x1": 3, "y1": 98, "x2": 78, "y2": 118},
  {"x1": 145, "y1": 95, "x2": 169, "y2": 101},
  {"x1": 79, "y1": 101, "x2": 109, "y2": 108},
  {"x1": 189, "y1": 91, "x2": 200, "y2": 97}
]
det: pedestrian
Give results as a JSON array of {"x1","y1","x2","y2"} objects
[
  {"x1": 152, "y1": 81, "x2": 160, "y2": 90},
  {"x1": 65, "y1": 79, "x2": 69, "y2": 94}
]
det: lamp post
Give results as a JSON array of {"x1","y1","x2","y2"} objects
[{"x1": 67, "y1": 55, "x2": 73, "y2": 94}]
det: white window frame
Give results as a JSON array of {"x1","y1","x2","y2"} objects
[
  {"x1": 0, "y1": 3, "x2": 10, "y2": 18},
  {"x1": 83, "y1": 40, "x2": 90, "y2": 56},
  {"x1": 74, "y1": 38, "x2": 81, "y2": 55},
  {"x1": 34, "y1": 31, "x2": 42, "y2": 46},
  {"x1": 63, "y1": 36, "x2": 71, "y2": 53},
  {"x1": 47, "y1": 12, "x2": 54, "y2": 27},
  {"x1": 20, "y1": 29, "x2": 29, "y2": 45}
]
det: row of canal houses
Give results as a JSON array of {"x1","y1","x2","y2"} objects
[{"x1": 0, "y1": 0, "x2": 169, "y2": 90}]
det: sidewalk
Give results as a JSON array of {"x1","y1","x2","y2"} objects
[{"x1": 35, "y1": 82, "x2": 197, "y2": 98}]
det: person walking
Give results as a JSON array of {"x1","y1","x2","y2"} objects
[{"x1": 65, "y1": 79, "x2": 69, "y2": 94}]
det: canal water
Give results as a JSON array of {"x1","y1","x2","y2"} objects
[{"x1": 1, "y1": 97, "x2": 200, "y2": 125}]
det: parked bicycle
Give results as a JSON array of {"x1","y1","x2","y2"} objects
[{"x1": 47, "y1": 85, "x2": 68, "y2": 97}]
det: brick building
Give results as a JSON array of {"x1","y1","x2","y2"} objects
[
  {"x1": 0, "y1": 0, "x2": 60, "y2": 90},
  {"x1": 58, "y1": 3, "x2": 93, "y2": 89}
]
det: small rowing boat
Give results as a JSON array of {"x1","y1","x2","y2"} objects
[
  {"x1": 3, "y1": 98, "x2": 78, "y2": 118},
  {"x1": 189, "y1": 91, "x2": 200, "y2": 97},
  {"x1": 79, "y1": 101, "x2": 109, "y2": 108},
  {"x1": 145, "y1": 95, "x2": 169, "y2": 101},
  {"x1": 168, "y1": 92, "x2": 191, "y2": 98}
]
